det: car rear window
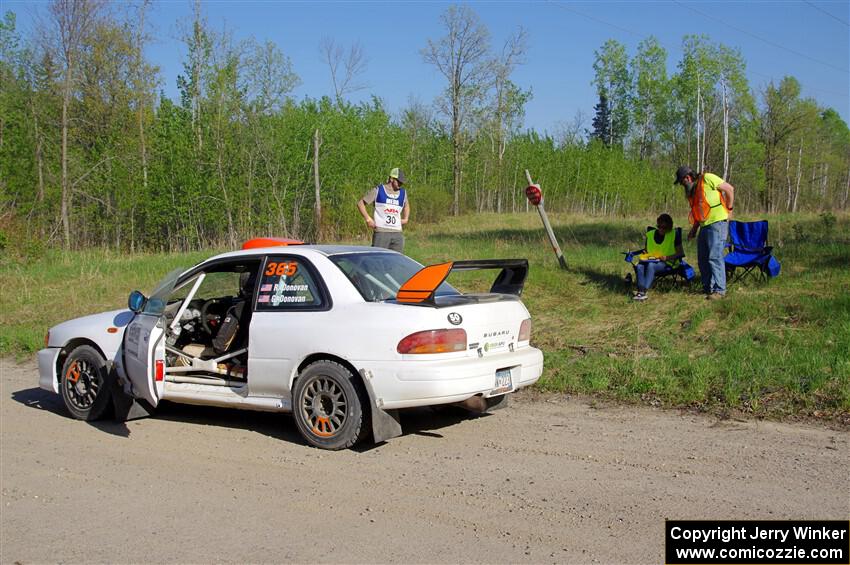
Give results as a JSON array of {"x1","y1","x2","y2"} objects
[{"x1": 330, "y1": 252, "x2": 458, "y2": 302}]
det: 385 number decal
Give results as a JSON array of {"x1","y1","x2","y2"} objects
[{"x1": 265, "y1": 261, "x2": 298, "y2": 277}]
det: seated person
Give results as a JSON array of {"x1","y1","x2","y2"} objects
[{"x1": 633, "y1": 213, "x2": 684, "y2": 301}]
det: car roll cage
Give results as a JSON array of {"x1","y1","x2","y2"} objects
[{"x1": 164, "y1": 344, "x2": 247, "y2": 378}]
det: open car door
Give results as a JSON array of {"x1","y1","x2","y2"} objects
[
  {"x1": 122, "y1": 268, "x2": 185, "y2": 407},
  {"x1": 122, "y1": 313, "x2": 164, "y2": 407}
]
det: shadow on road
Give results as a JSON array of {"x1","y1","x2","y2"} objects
[
  {"x1": 153, "y1": 400, "x2": 303, "y2": 443},
  {"x1": 11, "y1": 387, "x2": 66, "y2": 417},
  {"x1": 11, "y1": 386, "x2": 132, "y2": 437},
  {"x1": 401, "y1": 405, "x2": 489, "y2": 436},
  {"x1": 353, "y1": 405, "x2": 489, "y2": 452},
  {"x1": 12, "y1": 386, "x2": 489, "y2": 448}
]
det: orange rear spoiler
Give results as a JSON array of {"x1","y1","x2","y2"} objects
[
  {"x1": 242, "y1": 237, "x2": 304, "y2": 250},
  {"x1": 397, "y1": 259, "x2": 528, "y2": 305}
]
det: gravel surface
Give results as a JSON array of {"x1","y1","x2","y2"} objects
[{"x1": 2, "y1": 357, "x2": 847, "y2": 563}]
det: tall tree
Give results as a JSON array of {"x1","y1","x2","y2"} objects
[
  {"x1": 591, "y1": 39, "x2": 630, "y2": 148},
  {"x1": 760, "y1": 77, "x2": 807, "y2": 212},
  {"x1": 0, "y1": 11, "x2": 20, "y2": 153},
  {"x1": 244, "y1": 39, "x2": 299, "y2": 114},
  {"x1": 401, "y1": 95, "x2": 434, "y2": 184},
  {"x1": 46, "y1": 0, "x2": 103, "y2": 248},
  {"x1": 422, "y1": 5, "x2": 493, "y2": 215},
  {"x1": 590, "y1": 93, "x2": 612, "y2": 146},
  {"x1": 129, "y1": 0, "x2": 158, "y2": 250},
  {"x1": 673, "y1": 36, "x2": 731, "y2": 172},
  {"x1": 630, "y1": 36, "x2": 668, "y2": 160},
  {"x1": 818, "y1": 109, "x2": 850, "y2": 209},
  {"x1": 77, "y1": 18, "x2": 135, "y2": 247},
  {"x1": 714, "y1": 44, "x2": 750, "y2": 179},
  {"x1": 176, "y1": 0, "x2": 209, "y2": 151},
  {"x1": 490, "y1": 27, "x2": 529, "y2": 212},
  {"x1": 319, "y1": 37, "x2": 367, "y2": 108}
]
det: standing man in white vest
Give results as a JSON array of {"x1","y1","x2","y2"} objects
[{"x1": 357, "y1": 167, "x2": 410, "y2": 252}]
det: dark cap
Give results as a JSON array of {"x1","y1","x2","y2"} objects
[
  {"x1": 674, "y1": 165, "x2": 694, "y2": 185},
  {"x1": 389, "y1": 167, "x2": 406, "y2": 185}
]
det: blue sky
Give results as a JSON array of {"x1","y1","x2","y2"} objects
[{"x1": 9, "y1": 1, "x2": 850, "y2": 134}]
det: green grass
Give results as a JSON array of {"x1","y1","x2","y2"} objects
[
  {"x1": 0, "y1": 248, "x2": 212, "y2": 354},
  {"x1": 2, "y1": 212, "x2": 848, "y2": 422}
]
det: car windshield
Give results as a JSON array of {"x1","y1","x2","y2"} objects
[
  {"x1": 330, "y1": 252, "x2": 458, "y2": 302},
  {"x1": 142, "y1": 267, "x2": 185, "y2": 315}
]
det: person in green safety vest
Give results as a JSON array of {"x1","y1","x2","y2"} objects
[
  {"x1": 633, "y1": 213, "x2": 685, "y2": 301},
  {"x1": 674, "y1": 165, "x2": 735, "y2": 300}
]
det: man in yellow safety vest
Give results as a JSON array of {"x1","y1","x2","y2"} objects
[{"x1": 674, "y1": 166, "x2": 735, "y2": 300}]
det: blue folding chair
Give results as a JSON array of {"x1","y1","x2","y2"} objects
[
  {"x1": 623, "y1": 227, "x2": 696, "y2": 290},
  {"x1": 724, "y1": 220, "x2": 781, "y2": 283}
]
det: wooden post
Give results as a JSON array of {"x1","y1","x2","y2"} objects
[{"x1": 525, "y1": 169, "x2": 566, "y2": 269}]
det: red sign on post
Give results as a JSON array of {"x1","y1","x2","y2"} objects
[
  {"x1": 525, "y1": 184, "x2": 542, "y2": 206},
  {"x1": 524, "y1": 170, "x2": 566, "y2": 269}
]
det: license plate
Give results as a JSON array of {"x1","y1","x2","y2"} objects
[{"x1": 492, "y1": 368, "x2": 512, "y2": 395}]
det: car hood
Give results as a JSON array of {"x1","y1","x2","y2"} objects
[{"x1": 48, "y1": 309, "x2": 136, "y2": 359}]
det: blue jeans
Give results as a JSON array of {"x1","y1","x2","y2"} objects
[
  {"x1": 635, "y1": 261, "x2": 670, "y2": 292},
  {"x1": 697, "y1": 220, "x2": 728, "y2": 295}
]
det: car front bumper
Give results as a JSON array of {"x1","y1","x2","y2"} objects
[
  {"x1": 37, "y1": 347, "x2": 61, "y2": 393},
  {"x1": 359, "y1": 346, "x2": 544, "y2": 410}
]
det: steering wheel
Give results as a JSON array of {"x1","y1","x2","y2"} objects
[{"x1": 200, "y1": 298, "x2": 224, "y2": 335}]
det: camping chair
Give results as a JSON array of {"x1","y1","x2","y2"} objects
[
  {"x1": 724, "y1": 220, "x2": 781, "y2": 283},
  {"x1": 623, "y1": 227, "x2": 696, "y2": 290}
]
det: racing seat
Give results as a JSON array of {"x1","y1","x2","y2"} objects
[
  {"x1": 724, "y1": 220, "x2": 781, "y2": 283},
  {"x1": 623, "y1": 227, "x2": 696, "y2": 290},
  {"x1": 211, "y1": 271, "x2": 255, "y2": 355}
]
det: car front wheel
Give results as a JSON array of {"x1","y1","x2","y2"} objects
[
  {"x1": 60, "y1": 345, "x2": 112, "y2": 421},
  {"x1": 292, "y1": 360, "x2": 369, "y2": 450}
]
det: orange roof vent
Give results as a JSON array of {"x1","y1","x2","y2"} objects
[{"x1": 241, "y1": 237, "x2": 305, "y2": 250}]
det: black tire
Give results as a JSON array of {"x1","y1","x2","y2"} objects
[
  {"x1": 59, "y1": 345, "x2": 112, "y2": 421},
  {"x1": 292, "y1": 360, "x2": 369, "y2": 450}
]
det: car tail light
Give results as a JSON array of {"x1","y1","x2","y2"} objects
[
  {"x1": 155, "y1": 359, "x2": 164, "y2": 381},
  {"x1": 518, "y1": 319, "x2": 531, "y2": 342},
  {"x1": 44, "y1": 331, "x2": 50, "y2": 348},
  {"x1": 397, "y1": 329, "x2": 467, "y2": 354}
]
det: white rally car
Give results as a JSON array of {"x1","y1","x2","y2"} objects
[{"x1": 37, "y1": 240, "x2": 543, "y2": 449}]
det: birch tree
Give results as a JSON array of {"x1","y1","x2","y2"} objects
[
  {"x1": 490, "y1": 27, "x2": 529, "y2": 212},
  {"x1": 630, "y1": 37, "x2": 667, "y2": 160},
  {"x1": 319, "y1": 37, "x2": 368, "y2": 108},
  {"x1": 47, "y1": 0, "x2": 103, "y2": 248},
  {"x1": 422, "y1": 5, "x2": 493, "y2": 215}
]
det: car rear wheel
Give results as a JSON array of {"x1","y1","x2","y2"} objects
[
  {"x1": 292, "y1": 360, "x2": 369, "y2": 450},
  {"x1": 60, "y1": 345, "x2": 112, "y2": 421}
]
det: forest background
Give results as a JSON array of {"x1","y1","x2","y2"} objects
[{"x1": 0, "y1": 1, "x2": 848, "y2": 254}]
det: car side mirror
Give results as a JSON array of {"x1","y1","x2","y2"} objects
[{"x1": 128, "y1": 290, "x2": 147, "y2": 313}]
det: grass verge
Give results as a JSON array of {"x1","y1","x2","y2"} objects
[{"x1": 2, "y1": 212, "x2": 847, "y2": 423}]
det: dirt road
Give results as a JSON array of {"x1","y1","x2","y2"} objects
[{"x1": 1, "y1": 357, "x2": 847, "y2": 564}]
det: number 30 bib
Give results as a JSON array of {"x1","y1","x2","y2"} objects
[{"x1": 373, "y1": 184, "x2": 406, "y2": 231}]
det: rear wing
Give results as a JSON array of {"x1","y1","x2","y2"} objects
[{"x1": 396, "y1": 259, "x2": 528, "y2": 305}]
